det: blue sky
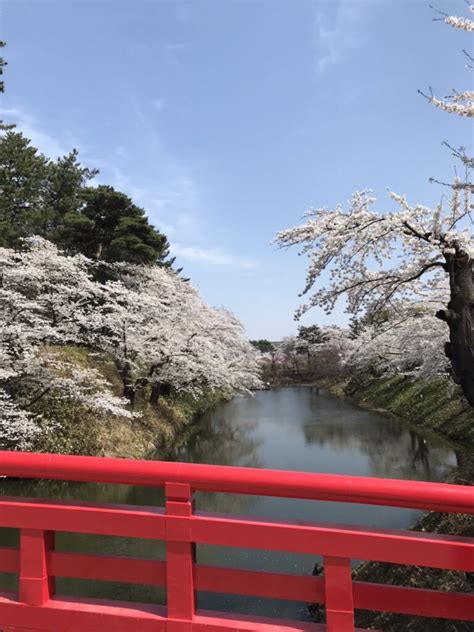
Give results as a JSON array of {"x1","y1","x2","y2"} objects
[{"x1": 1, "y1": 0, "x2": 471, "y2": 339}]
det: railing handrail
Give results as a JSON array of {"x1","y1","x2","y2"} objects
[
  {"x1": 0, "y1": 451, "x2": 472, "y2": 630},
  {"x1": 0, "y1": 450, "x2": 472, "y2": 514}
]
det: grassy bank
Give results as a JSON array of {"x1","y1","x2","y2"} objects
[
  {"x1": 352, "y1": 454, "x2": 474, "y2": 632},
  {"x1": 320, "y1": 373, "x2": 474, "y2": 445},
  {"x1": 311, "y1": 374, "x2": 474, "y2": 631},
  {"x1": 31, "y1": 346, "x2": 233, "y2": 459},
  {"x1": 311, "y1": 498, "x2": 474, "y2": 631}
]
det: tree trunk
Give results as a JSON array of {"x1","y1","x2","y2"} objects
[
  {"x1": 293, "y1": 356, "x2": 299, "y2": 375},
  {"x1": 149, "y1": 382, "x2": 172, "y2": 405},
  {"x1": 123, "y1": 381, "x2": 136, "y2": 408},
  {"x1": 150, "y1": 382, "x2": 161, "y2": 405},
  {"x1": 271, "y1": 353, "x2": 277, "y2": 381},
  {"x1": 161, "y1": 382, "x2": 172, "y2": 397},
  {"x1": 116, "y1": 360, "x2": 136, "y2": 408},
  {"x1": 436, "y1": 256, "x2": 474, "y2": 406}
]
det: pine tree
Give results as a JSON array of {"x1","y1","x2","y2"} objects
[
  {"x1": 60, "y1": 185, "x2": 172, "y2": 266},
  {"x1": 0, "y1": 132, "x2": 49, "y2": 246},
  {"x1": 0, "y1": 41, "x2": 15, "y2": 131}
]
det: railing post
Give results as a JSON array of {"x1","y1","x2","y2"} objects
[
  {"x1": 165, "y1": 482, "x2": 196, "y2": 631},
  {"x1": 324, "y1": 556, "x2": 354, "y2": 632},
  {"x1": 19, "y1": 529, "x2": 55, "y2": 606}
]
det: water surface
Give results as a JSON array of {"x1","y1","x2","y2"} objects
[{"x1": 0, "y1": 387, "x2": 458, "y2": 621}]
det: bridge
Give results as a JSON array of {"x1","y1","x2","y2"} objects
[{"x1": 0, "y1": 451, "x2": 471, "y2": 631}]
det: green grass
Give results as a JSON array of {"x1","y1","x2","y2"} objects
[
  {"x1": 30, "y1": 346, "x2": 233, "y2": 459},
  {"x1": 311, "y1": 374, "x2": 474, "y2": 631},
  {"x1": 344, "y1": 374, "x2": 474, "y2": 445}
]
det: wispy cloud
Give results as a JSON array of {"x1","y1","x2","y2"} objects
[
  {"x1": 3, "y1": 101, "x2": 205, "y2": 244},
  {"x1": 0, "y1": 107, "x2": 71, "y2": 158},
  {"x1": 151, "y1": 97, "x2": 165, "y2": 112},
  {"x1": 172, "y1": 244, "x2": 258, "y2": 270},
  {"x1": 314, "y1": 0, "x2": 368, "y2": 75},
  {"x1": 105, "y1": 166, "x2": 201, "y2": 239},
  {"x1": 112, "y1": 145, "x2": 128, "y2": 160},
  {"x1": 102, "y1": 95, "x2": 205, "y2": 241}
]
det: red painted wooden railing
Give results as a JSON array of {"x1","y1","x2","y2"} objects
[{"x1": 0, "y1": 451, "x2": 471, "y2": 631}]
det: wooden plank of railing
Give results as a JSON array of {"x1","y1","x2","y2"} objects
[
  {"x1": 0, "y1": 504, "x2": 473, "y2": 623},
  {"x1": 1, "y1": 547, "x2": 473, "y2": 622},
  {"x1": 0, "y1": 547, "x2": 19, "y2": 573},
  {"x1": 0, "y1": 450, "x2": 472, "y2": 514},
  {"x1": 19, "y1": 530, "x2": 54, "y2": 606},
  {"x1": 0, "y1": 592, "x2": 168, "y2": 631},
  {"x1": 0, "y1": 449, "x2": 471, "y2": 630},
  {"x1": 50, "y1": 551, "x2": 167, "y2": 585},
  {"x1": 165, "y1": 482, "x2": 196, "y2": 627},
  {"x1": 0, "y1": 499, "x2": 472, "y2": 571},
  {"x1": 195, "y1": 565, "x2": 326, "y2": 603},
  {"x1": 0, "y1": 497, "x2": 165, "y2": 539},
  {"x1": 190, "y1": 512, "x2": 474, "y2": 571},
  {"x1": 324, "y1": 556, "x2": 354, "y2": 631},
  {"x1": 0, "y1": 592, "x2": 336, "y2": 631},
  {"x1": 352, "y1": 581, "x2": 474, "y2": 621}
]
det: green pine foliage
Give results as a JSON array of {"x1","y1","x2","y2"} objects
[
  {"x1": 0, "y1": 132, "x2": 173, "y2": 267},
  {"x1": 0, "y1": 132, "x2": 50, "y2": 245},
  {"x1": 0, "y1": 44, "x2": 173, "y2": 266},
  {"x1": 61, "y1": 185, "x2": 172, "y2": 265},
  {"x1": 0, "y1": 41, "x2": 15, "y2": 131},
  {"x1": 250, "y1": 339, "x2": 275, "y2": 353},
  {"x1": 297, "y1": 325, "x2": 328, "y2": 345}
]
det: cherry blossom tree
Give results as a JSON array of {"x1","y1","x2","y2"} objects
[
  {"x1": 0, "y1": 390, "x2": 40, "y2": 450},
  {"x1": 421, "y1": 4, "x2": 474, "y2": 121},
  {"x1": 312, "y1": 327, "x2": 356, "y2": 379},
  {"x1": 418, "y1": 3, "x2": 474, "y2": 200},
  {"x1": 276, "y1": 187, "x2": 473, "y2": 402},
  {"x1": 346, "y1": 294, "x2": 449, "y2": 381},
  {"x1": 100, "y1": 264, "x2": 261, "y2": 406},
  {"x1": 275, "y1": 5, "x2": 474, "y2": 404},
  {"x1": 0, "y1": 238, "x2": 261, "y2": 447},
  {"x1": 275, "y1": 337, "x2": 305, "y2": 376},
  {"x1": 0, "y1": 238, "x2": 133, "y2": 447},
  {"x1": 257, "y1": 327, "x2": 354, "y2": 382}
]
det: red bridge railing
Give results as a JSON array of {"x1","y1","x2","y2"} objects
[{"x1": 0, "y1": 451, "x2": 471, "y2": 631}]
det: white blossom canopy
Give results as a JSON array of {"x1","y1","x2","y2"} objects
[
  {"x1": 0, "y1": 239, "x2": 261, "y2": 448},
  {"x1": 275, "y1": 188, "x2": 472, "y2": 318}
]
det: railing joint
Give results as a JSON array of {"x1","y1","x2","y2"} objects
[
  {"x1": 19, "y1": 529, "x2": 55, "y2": 607},
  {"x1": 165, "y1": 481, "x2": 196, "y2": 623}
]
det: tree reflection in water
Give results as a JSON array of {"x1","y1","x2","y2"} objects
[
  {"x1": 163, "y1": 400, "x2": 263, "y2": 514},
  {"x1": 303, "y1": 407, "x2": 456, "y2": 481}
]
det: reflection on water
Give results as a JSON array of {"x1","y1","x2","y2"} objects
[
  {"x1": 0, "y1": 387, "x2": 461, "y2": 621},
  {"x1": 166, "y1": 405, "x2": 262, "y2": 468},
  {"x1": 302, "y1": 401, "x2": 446, "y2": 481}
]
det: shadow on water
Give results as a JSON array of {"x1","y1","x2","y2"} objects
[{"x1": 0, "y1": 386, "x2": 463, "y2": 622}]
